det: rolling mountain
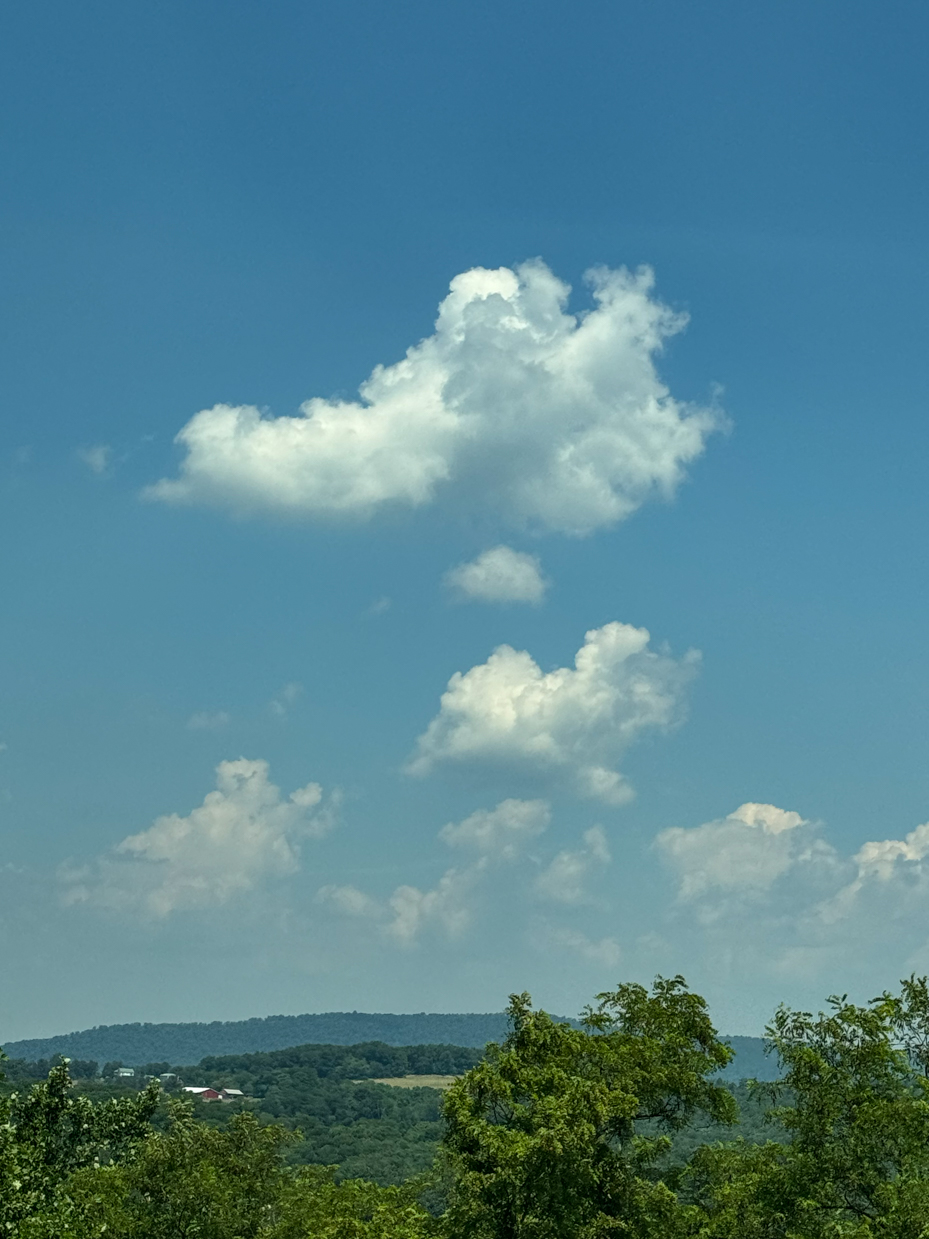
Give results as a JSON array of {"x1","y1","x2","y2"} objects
[{"x1": 2, "y1": 1013, "x2": 777, "y2": 1081}]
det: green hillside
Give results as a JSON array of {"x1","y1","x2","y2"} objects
[
  {"x1": 1, "y1": 1034, "x2": 780, "y2": 1186},
  {"x1": 1, "y1": 1012, "x2": 514, "y2": 1064},
  {"x1": 1, "y1": 1013, "x2": 777, "y2": 1080}
]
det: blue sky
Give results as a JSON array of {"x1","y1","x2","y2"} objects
[{"x1": 2, "y1": 0, "x2": 929, "y2": 1042}]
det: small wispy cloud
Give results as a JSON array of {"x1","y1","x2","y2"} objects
[
  {"x1": 318, "y1": 798, "x2": 551, "y2": 946},
  {"x1": 186, "y1": 711, "x2": 231, "y2": 731},
  {"x1": 316, "y1": 884, "x2": 381, "y2": 918},
  {"x1": 541, "y1": 925, "x2": 622, "y2": 968},
  {"x1": 445, "y1": 546, "x2": 548, "y2": 605},
  {"x1": 535, "y1": 826, "x2": 612, "y2": 905},
  {"x1": 77, "y1": 444, "x2": 113, "y2": 476},
  {"x1": 270, "y1": 682, "x2": 303, "y2": 718},
  {"x1": 439, "y1": 798, "x2": 550, "y2": 860},
  {"x1": 386, "y1": 868, "x2": 477, "y2": 944}
]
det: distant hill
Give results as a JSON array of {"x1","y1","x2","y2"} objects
[
  {"x1": 2, "y1": 1013, "x2": 777, "y2": 1081},
  {"x1": 721, "y1": 1035, "x2": 778, "y2": 1082},
  {"x1": 1, "y1": 1012, "x2": 515, "y2": 1066}
]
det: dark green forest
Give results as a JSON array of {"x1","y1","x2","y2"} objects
[{"x1": 4, "y1": 975, "x2": 929, "y2": 1237}]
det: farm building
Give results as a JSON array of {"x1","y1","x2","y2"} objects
[
  {"x1": 181, "y1": 1086, "x2": 222, "y2": 1102},
  {"x1": 180, "y1": 1086, "x2": 246, "y2": 1102}
]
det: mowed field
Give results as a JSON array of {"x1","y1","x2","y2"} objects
[{"x1": 369, "y1": 1075, "x2": 460, "y2": 1090}]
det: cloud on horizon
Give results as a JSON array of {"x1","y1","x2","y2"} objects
[
  {"x1": 407, "y1": 621, "x2": 699, "y2": 804},
  {"x1": 656, "y1": 803, "x2": 822, "y2": 906},
  {"x1": 145, "y1": 261, "x2": 723, "y2": 536},
  {"x1": 653, "y1": 802, "x2": 929, "y2": 989}
]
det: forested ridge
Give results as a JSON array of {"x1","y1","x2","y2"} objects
[
  {"x1": 1, "y1": 1013, "x2": 521, "y2": 1065},
  {"x1": 4, "y1": 975, "x2": 928, "y2": 1237},
  {"x1": 1, "y1": 1015, "x2": 774, "y2": 1081}
]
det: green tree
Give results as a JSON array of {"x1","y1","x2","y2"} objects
[
  {"x1": 0, "y1": 1057, "x2": 158, "y2": 1238},
  {"x1": 29, "y1": 1102, "x2": 433, "y2": 1239},
  {"x1": 58, "y1": 1103, "x2": 296, "y2": 1239},
  {"x1": 441, "y1": 976, "x2": 736, "y2": 1239},
  {"x1": 271, "y1": 1166, "x2": 434, "y2": 1238},
  {"x1": 686, "y1": 979, "x2": 929, "y2": 1239}
]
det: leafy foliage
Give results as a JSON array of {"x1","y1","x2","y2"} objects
[
  {"x1": 685, "y1": 978, "x2": 929, "y2": 1238},
  {"x1": 3, "y1": 1041, "x2": 482, "y2": 1187},
  {"x1": 0, "y1": 1060, "x2": 98, "y2": 1087},
  {"x1": 15, "y1": 1103, "x2": 434, "y2": 1239},
  {"x1": 0, "y1": 1056, "x2": 158, "y2": 1237},
  {"x1": 6, "y1": 977, "x2": 929, "y2": 1238},
  {"x1": 441, "y1": 977, "x2": 736, "y2": 1238},
  {"x1": 176, "y1": 1040, "x2": 483, "y2": 1185}
]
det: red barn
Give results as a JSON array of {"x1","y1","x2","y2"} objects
[{"x1": 181, "y1": 1086, "x2": 222, "y2": 1102}]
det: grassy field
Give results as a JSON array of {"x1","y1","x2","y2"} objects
[{"x1": 368, "y1": 1075, "x2": 460, "y2": 1089}]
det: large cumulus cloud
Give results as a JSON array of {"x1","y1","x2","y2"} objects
[
  {"x1": 145, "y1": 261, "x2": 722, "y2": 535},
  {"x1": 407, "y1": 621, "x2": 699, "y2": 803}
]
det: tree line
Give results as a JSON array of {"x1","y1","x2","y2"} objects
[
  {"x1": 4, "y1": 974, "x2": 929, "y2": 1237},
  {"x1": 1, "y1": 1013, "x2": 522, "y2": 1067}
]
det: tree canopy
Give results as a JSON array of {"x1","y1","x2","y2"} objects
[{"x1": 4, "y1": 976, "x2": 929, "y2": 1238}]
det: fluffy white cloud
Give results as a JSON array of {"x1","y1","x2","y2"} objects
[
  {"x1": 63, "y1": 758, "x2": 336, "y2": 917},
  {"x1": 851, "y1": 823, "x2": 929, "y2": 885},
  {"x1": 657, "y1": 803, "x2": 929, "y2": 932},
  {"x1": 145, "y1": 261, "x2": 722, "y2": 535},
  {"x1": 386, "y1": 868, "x2": 477, "y2": 944},
  {"x1": 535, "y1": 826, "x2": 611, "y2": 904},
  {"x1": 656, "y1": 802, "x2": 817, "y2": 902},
  {"x1": 820, "y1": 822, "x2": 929, "y2": 923},
  {"x1": 439, "y1": 798, "x2": 550, "y2": 859},
  {"x1": 651, "y1": 803, "x2": 929, "y2": 1003},
  {"x1": 407, "y1": 621, "x2": 698, "y2": 803},
  {"x1": 445, "y1": 546, "x2": 548, "y2": 605}
]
